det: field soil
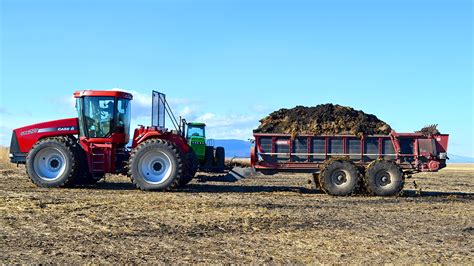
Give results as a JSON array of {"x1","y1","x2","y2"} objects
[{"x1": 1, "y1": 164, "x2": 473, "y2": 263}]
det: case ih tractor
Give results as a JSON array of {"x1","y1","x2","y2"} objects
[
  {"x1": 186, "y1": 122, "x2": 225, "y2": 172},
  {"x1": 9, "y1": 90, "x2": 198, "y2": 191}
]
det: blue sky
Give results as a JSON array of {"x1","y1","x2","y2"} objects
[{"x1": 0, "y1": 0, "x2": 472, "y2": 157}]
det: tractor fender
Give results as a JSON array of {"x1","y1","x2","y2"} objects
[{"x1": 134, "y1": 131, "x2": 191, "y2": 154}]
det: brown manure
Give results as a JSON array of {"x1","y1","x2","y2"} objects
[
  {"x1": 416, "y1": 124, "x2": 440, "y2": 135},
  {"x1": 254, "y1": 104, "x2": 392, "y2": 136}
]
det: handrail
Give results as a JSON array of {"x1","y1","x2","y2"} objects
[{"x1": 152, "y1": 90, "x2": 183, "y2": 134}]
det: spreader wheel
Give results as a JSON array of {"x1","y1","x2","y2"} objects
[
  {"x1": 26, "y1": 137, "x2": 78, "y2": 187},
  {"x1": 319, "y1": 160, "x2": 359, "y2": 196},
  {"x1": 260, "y1": 169, "x2": 278, "y2": 175},
  {"x1": 364, "y1": 161, "x2": 404, "y2": 196},
  {"x1": 128, "y1": 139, "x2": 183, "y2": 191}
]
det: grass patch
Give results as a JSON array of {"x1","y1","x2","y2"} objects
[{"x1": 0, "y1": 146, "x2": 15, "y2": 169}]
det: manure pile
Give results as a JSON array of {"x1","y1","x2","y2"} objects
[
  {"x1": 416, "y1": 124, "x2": 440, "y2": 135},
  {"x1": 254, "y1": 104, "x2": 392, "y2": 136}
]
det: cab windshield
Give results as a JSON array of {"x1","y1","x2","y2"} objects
[
  {"x1": 187, "y1": 126, "x2": 205, "y2": 138},
  {"x1": 77, "y1": 96, "x2": 131, "y2": 138}
]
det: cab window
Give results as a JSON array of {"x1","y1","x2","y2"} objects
[
  {"x1": 82, "y1": 97, "x2": 115, "y2": 138},
  {"x1": 116, "y1": 98, "x2": 131, "y2": 138},
  {"x1": 187, "y1": 126, "x2": 205, "y2": 138}
]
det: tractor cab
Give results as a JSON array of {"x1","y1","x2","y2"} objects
[
  {"x1": 72, "y1": 90, "x2": 133, "y2": 179},
  {"x1": 186, "y1": 122, "x2": 206, "y2": 161},
  {"x1": 186, "y1": 122, "x2": 226, "y2": 172},
  {"x1": 74, "y1": 90, "x2": 132, "y2": 144}
]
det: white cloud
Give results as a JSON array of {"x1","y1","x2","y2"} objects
[
  {"x1": 196, "y1": 113, "x2": 257, "y2": 127},
  {"x1": 252, "y1": 104, "x2": 270, "y2": 113},
  {"x1": 194, "y1": 112, "x2": 261, "y2": 140},
  {"x1": 197, "y1": 113, "x2": 216, "y2": 121},
  {"x1": 179, "y1": 106, "x2": 192, "y2": 117},
  {"x1": 206, "y1": 126, "x2": 256, "y2": 140}
]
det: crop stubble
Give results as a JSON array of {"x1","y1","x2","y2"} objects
[{"x1": 0, "y1": 165, "x2": 473, "y2": 263}]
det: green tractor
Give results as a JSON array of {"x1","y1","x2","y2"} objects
[{"x1": 186, "y1": 122, "x2": 225, "y2": 172}]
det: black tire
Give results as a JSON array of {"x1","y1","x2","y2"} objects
[
  {"x1": 72, "y1": 145, "x2": 102, "y2": 185},
  {"x1": 203, "y1": 146, "x2": 215, "y2": 169},
  {"x1": 178, "y1": 150, "x2": 198, "y2": 186},
  {"x1": 26, "y1": 137, "x2": 78, "y2": 187},
  {"x1": 319, "y1": 160, "x2": 359, "y2": 196},
  {"x1": 260, "y1": 169, "x2": 278, "y2": 175},
  {"x1": 75, "y1": 170, "x2": 103, "y2": 185},
  {"x1": 128, "y1": 139, "x2": 183, "y2": 191},
  {"x1": 364, "y1": 161, "x2": 404, "y2": 196},
  {"x1": 214, "y1": 147, "x2": 225, "y2": 172}
]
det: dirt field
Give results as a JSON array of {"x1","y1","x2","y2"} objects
[{"x1": 1, "y1": 163, "x2": 473, "y2": 263}]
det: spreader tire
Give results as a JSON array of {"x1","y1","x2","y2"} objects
[
  {"x1": 364, "y1": 161, "x2": 404, "y2": 196},
  {"x1": 26, "y1": 137, "x2": 78, "y2": 188},
  {"x1": 260, "y1": 169, "x2": 278, "y2": 175},
  {"x1": 319, "y1": 160, "x2": 359, "y2": 196},
  {"x1": 178, "y1": 150, "x2": 198, "y2": 187},
  {"x1": 128, "y1": 139, "x2": 183, "y2": 191}
]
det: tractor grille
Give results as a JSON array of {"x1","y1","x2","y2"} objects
[
  {"x1": 9, "y1": 131, "x2": 26, "y2": 163},
  {"x1": 9, "y1": 131, "x2": 20, "y2": 155}
]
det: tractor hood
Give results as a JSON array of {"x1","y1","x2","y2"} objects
[{"x1": 11, "y1": 118, "x2": 79, "y2": 154}]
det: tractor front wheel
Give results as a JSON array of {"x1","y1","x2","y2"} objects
[
  {"x1": 128, "y1": 139, "x2": 183, "y2": 191},
  {"x1": 26, "y1": 137, "x2": 78, "y2": 187}
]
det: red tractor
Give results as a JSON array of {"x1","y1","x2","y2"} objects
[{"x1": 9, "y1": 90, "x2": 198, "y2": 191}]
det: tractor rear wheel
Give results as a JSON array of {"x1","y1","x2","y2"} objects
[
  {"x1": 215, "y1": 146, "x2": 225, "y2": 172},
  {"x1": 26, "y1": 137, "x2": 78, "y2": 187},
  {"x1": 364, "y1": 161, "x2": 404, "y2": 196},
  {"x1": 128, "y1": 139, "x2": 183, "y2": 191},
  {"x1": 178, "y1": 150, "x2": 198, "y2": 187},
  {"x1": 319, "y1": 160, "x2": 359, "y2": 196}
]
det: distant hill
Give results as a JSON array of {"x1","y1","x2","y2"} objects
[
  {"x1": 209, "y1": 139, "x2": 252, "y2": 158},
  {"x1": 209, "y1": 139, "x2": 474, "y2": 163}
]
